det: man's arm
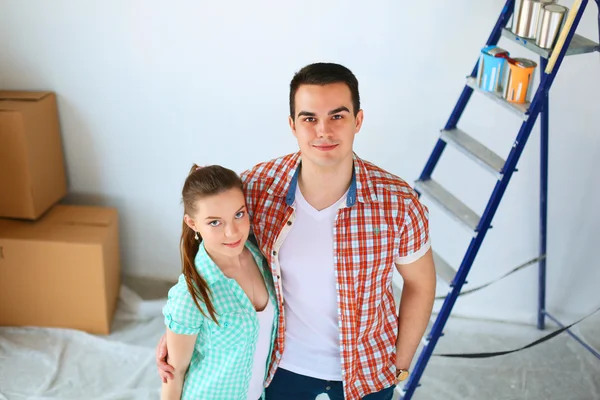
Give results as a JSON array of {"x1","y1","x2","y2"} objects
[
  {"x1": 156, "y1": 333, "x2": 174, "y2": 382},
  {"x1": 395, "y1": 248, "x2": 436, "y2": 370},
  {"x1": 160, "y1": 328, "x2": 197, "y2": 400}
]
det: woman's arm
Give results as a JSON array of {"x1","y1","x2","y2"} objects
[{"x1": 160, "y1": 328, "x2": 198, "y2": 400}]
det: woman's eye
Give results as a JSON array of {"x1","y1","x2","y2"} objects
[
  {"x1": 209, "y1": 220, "x2": 221, "y2": 227},
  {"x1": 235, "y1": 211, "x2": 245, "y2": 219}
]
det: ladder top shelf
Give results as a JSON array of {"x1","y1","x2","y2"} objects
[{"x1": 501, "y1": 28, "x2": 599, "y2": 58}]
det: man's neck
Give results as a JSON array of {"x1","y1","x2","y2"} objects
[{"x1": 298, "y1": 157, "x2": 353, "y2": 211}]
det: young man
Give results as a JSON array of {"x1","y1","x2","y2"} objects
[{"x1": 156, "y1": 62, "x2": 436, "y2": 400}]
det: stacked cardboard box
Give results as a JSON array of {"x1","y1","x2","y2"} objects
[{"x1": 0, "y1": 91, "x2": 121, "y2": 334}]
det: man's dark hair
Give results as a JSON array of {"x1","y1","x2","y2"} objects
[{"x1": 289, "y1": 62, "x2": 360, "y2": 120}]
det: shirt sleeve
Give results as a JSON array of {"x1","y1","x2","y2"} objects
[
  {"x1": 162, "y1": 275, "x2": 204, "y2": 335},
  {"x1": 395, "y1": 195, "x2": 431, "y2": 265}
]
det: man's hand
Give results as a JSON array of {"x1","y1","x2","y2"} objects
[{"x1": 156, "y1": 333, "x2": 175, "y2": 383}]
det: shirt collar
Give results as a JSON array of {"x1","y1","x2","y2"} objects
[
  {"x1": 195, "y1": 241, "x2": 225, "y2": 286},
  {"x1": 267, "y1": 152, "x2": 378, "y2": 206},
  {"x1": 196, "y1": 239, "x2": 267, "y2": 286}
]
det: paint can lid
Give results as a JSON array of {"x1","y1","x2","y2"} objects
[
  {"x1": 513, "y1": 58, "x2": 538, "y2": 68},
  {"x1": 483, "y1": 46, "x2": 509, "y2": 57},
  {"x1": 543, "y1": 4, "x2": 568, "y2": 13}
]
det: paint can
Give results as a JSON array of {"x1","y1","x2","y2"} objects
[
  {"x1": 503, "y1": 58, "x2": 538, "y2": 104},
  {"x1": 536, "y1": 4, "x2": 568, "y2": 49},
  {"x1": 477, "y1": 46, "x2": 510, "y2": 93},
  {"x1": 513, "y1": 0, "x2": 556, "y2": 39}
]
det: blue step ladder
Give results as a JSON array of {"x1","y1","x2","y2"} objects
[{"x1": 399, "y1": 0, "x2": 600, "y2": 398}]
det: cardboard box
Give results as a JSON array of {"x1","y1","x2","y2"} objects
[
  {"x1": 0, "y1": 91, "x2": 67, "y2": 220},
  {"x1": 0, "y1": 205, "x2": 121, "y2": 334}
]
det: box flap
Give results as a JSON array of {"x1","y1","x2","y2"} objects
[
  {"x1": 48, "y1": 205, "x2": 115, "y2": 227},
  {"x1": 0, "y1": 91, "x2": 52, "y2": 101},
  {"x1": 0, "y1": 205, "x2": 117, "y2": 244}
]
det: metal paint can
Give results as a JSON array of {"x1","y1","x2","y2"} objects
[
  {"x1": 513, "y1": 0, "x2": 556, "y2": 38},
  {"x1": 477, "y1": 46, "x2": 509, "y2": 93},
  {"x1": 503, "y1": 58, "x2": 538, "y2": 104},
  {"x1": 536, "y1": 4, "x2": 568, "y2": 49}
]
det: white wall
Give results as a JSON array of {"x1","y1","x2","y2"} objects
[{"x1": 1, "y1": 0, "x2": 598, "y2": 325}]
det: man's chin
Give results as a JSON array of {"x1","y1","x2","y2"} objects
[{"x1": 304, "y1": 151, "x2": 352, "y2": 168}]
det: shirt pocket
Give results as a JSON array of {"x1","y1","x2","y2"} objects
[
  {"x1": 207, "y1": 311, "x2": 252, "y2": 350},
  {"x1": 348, "y1": 221, "x2": 398, "y2": 305},
  {"x1": 357, "y1": 223, "x2": 395, "y2": 268}
]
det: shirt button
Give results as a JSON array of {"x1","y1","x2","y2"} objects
[
  {"x1": 325, "y1": 386, "x2": 331, "y2": 391},
  {"x1": 272, "y1": 251, "x2": 277, "y2": 256},
  {"x1": 287, "y1": 221, "x2": 292, "y2": 226}
]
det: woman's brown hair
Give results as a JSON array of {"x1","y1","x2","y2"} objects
[{"x1": 181, "y1": 164, "x2": 243, "y2": 324}]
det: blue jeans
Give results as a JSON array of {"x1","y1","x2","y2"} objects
[{"x1": 264, "y1": 368, "x2": 396, "y2": 400}]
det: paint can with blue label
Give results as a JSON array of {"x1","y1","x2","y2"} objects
[{"x1": 476, "y1": 46, "x2": 510, "y2": 93}]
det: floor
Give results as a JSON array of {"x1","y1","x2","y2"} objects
[{"x1": 0, "y1": 276, "x2": 598, "y2": 400}]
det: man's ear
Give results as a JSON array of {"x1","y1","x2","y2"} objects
[
  {"x1": 354, "y1": 109, "x2": 364, "y2": 133},
  {"x1": 289, "y1": 115, "x2": 297, "y2": 138}
]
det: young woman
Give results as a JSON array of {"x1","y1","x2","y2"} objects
[{"x1": 161, "y1": 164, "x2": 278, "y2": 400}]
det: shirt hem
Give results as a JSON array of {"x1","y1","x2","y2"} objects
[
  {"x1": 277, "y1": 361, "x2": 343, "y2": 382},
  {"x1": 395, "y1": 239, "x2": 431, "y2": 265}
]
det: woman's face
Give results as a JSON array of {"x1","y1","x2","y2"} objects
[{"x1": 185, "y1": 187, "x2": 250, "y2": 259}]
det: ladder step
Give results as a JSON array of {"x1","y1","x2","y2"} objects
[
  {"x1": 465, "y1": 77, "x2": 529, "y2": 120},
  {"x1": 433, "y1": 251, "x2": 456, "y2": 285},
  {"x1": 415, "y1": 178, "x2": 481, "y2": 232},
  {"x1": 441, "y1": 129, "x2": 505, "y2": 177}
]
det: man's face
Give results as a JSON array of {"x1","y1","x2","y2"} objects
[{"x1": 289, "y1": 83, "x2": 363, "y2": 170}]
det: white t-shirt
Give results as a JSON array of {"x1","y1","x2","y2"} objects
[
  {"x1": 277, "y1": 187, "x2": 347, "y2": 381},
  {"x1": 247, "y1": 299, "x2": 275, "y2": 400}
]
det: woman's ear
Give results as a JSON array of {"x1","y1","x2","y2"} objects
[{"x1": 184, "y1": 214, "x2": 197, "y2": 232}]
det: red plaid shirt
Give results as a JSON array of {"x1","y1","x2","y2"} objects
[{"x1": 241, "y1": 152, "x2": 430, "y2": 399}]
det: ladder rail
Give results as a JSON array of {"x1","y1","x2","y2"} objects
[
  {"x1": 537, "y1": 0, "x2": 600, "y2": 357},
  {"x1": 596, "y1": 0, "x2": 600, "y2": 48},
  {"x1": 510, "y1": 0, "x2": 592, "y2": 335},
  {"x1": 418, "y1": 0, "x2": 515, "y2": 182},
  {"x1": 403, "y1": 95, "x2": 545, "y2": 399},
  {"x1": 402, "y1": 1, "x2": 591, "y2": 398},
  {"x1": 538, "y1": 0, "x2": 599, "y2": 330},
  {"x1": 538, "y1": 57, "x2": 549, "y2": 331}
]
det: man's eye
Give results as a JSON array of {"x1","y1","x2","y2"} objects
[
  {"x1": 235, "y1": 211, "x2": 245, "y2": 219},
  {"x1": 209, "y1": 220, "x2": 221, "y2": 227},
  {"x1": 332, "y1": 115, "x2": 342, "y2": 120},
  {"x1": 304, "y1": 117, "x2": 316, "y2": 122}
]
